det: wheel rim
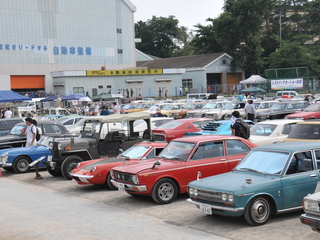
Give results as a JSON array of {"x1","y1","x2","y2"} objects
[
  {"x1": 157, "y1": 182, "x2": 175, "y2": 201},
  {"x1": 17, "y1": 159, "x2": 29, "y2": 172},
  {"x1": 67, "y1": 161, "x2": 78, "y2": 173},
  {"x1": 251, "y1": 198, "x2": 270, "y2": 224}
]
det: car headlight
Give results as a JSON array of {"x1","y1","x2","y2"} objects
[
  {"x1": 110, "y1": 169, "x2": 114, "y2": 179},
  {"x1": 57, "y1": 143, "x2": 62, "y2": 150},
  {"x1": 1, "y1": 152, "x2": 9, "y2": 163},
  {"x1": 221, "y1": 192, "x2": 234, "y2": 203},
  {"x1": 304, "y1": 199, "x2": 319, "y2": 212},
  {"x1": 188, "y1": 187, "x2": 198, "y2": 197},
  {"x1": 49, "y1": 142, "x2": 53, "y2": 150},
  {"x1": 132, "y1": 175, "x2": 139, "y2": 184},
  {"x1": 221, "y1": 193, "x2": 227, "y2": 201},
  {"x1": 228, "y1": 194, "x2": 234, "y2": 203}
]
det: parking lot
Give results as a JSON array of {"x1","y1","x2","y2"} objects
[{"x1": 1, "y1": 169, "x2": 319, "y2": 240}]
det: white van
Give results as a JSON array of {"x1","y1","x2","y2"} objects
[
  {"x1": 18, "y1": 98, "x2": 45, "y2": 113},
  {"x1": 276, "y1": 91, "x2": 299, "y2": 98}
]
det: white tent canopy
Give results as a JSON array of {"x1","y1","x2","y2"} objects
[{"x1": 240, "y1": 75, "x2": 267, "y2": 84}]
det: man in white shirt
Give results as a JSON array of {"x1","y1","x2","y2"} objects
[
  {"x1": 4, "y1": 108, "x2": 12, "y2": 118},
  {"x1": 24, "y1": 117, "x2": 37, "y2": 146},
  {"x1": 113, "y1": 102, "x2": 121, "y2": 114},
  {"x1": 94, "y1": 102, "x2": 100, "y2": 116},
  {"x1": 244, "y1": 100, "x2": 257, "y2": 121}
]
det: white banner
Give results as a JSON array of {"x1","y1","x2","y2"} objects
[{"x1": 271, "y1": 79, "x2": 304, "y2": 90}]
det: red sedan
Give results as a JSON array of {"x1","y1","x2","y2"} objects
[
  {"x1": 110, "y1": 135, "x2": 257, "y2": 204},
  {"x1": 285, "y1": 102, "x2": 320, "y2": 120},
  {"x1": 152, "y1": 118, "x2": 212, "y2": 142},
  {"x1": 70, "y1": 142, "x2": 167, "y2": 189}
]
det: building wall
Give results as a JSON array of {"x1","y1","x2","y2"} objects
[{"x1": 0, "y1": 0, "x2": 136, "y2": 91}]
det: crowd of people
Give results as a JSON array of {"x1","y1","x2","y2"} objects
[{"x1": 0, "y1": 108, "x2": 12, "y2": 118}]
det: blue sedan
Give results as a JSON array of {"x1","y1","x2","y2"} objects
[
  {"x1": 184, "y1": 120, "x2": 254, "y2": 137},
  {"x1": 187, "y1": 142, "x2": 320, "y2": 226},
  {"x1": 0, "y1": 136, "x2": 52, "y2": 173}
]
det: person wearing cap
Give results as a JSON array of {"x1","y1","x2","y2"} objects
[
  {"x1": 153, "y1": 108, "x2": 164, "y2": 117},
  {"x1": 245, "y1": 99, "x2": 256, "y2": 121}
]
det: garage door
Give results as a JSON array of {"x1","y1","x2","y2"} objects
[{"x1": 10, "y1": 76, "x2": 45, "y2": 89}]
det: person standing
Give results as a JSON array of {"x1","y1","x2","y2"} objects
[
  {"x1": 231, "y1": 111, "x2": 241, "y2": 137},
  {"x1": 184, "y1": 86, "x2": 189, "y2": 96},
  {"x1": 179, "y1": 86, "x2": 182, "y2": 96},
  {"x1": 164, "y1": 87, "x2": 168, "y2": 98},
  {"x1": 24, "y1": 117, "x2": 37, "y2": 147},
  {"x1": 100, "y1": 106, "x2": 111, "y2": 115},
  {"x1": 153, "y1": 108, "x2": 164, "y2": 117},
  {"x1": 130, "y1": 88, "x2": 134, "y2": 98},
  {"x1": 245, "y1": 100, "x2": 256, "y2": 121},
  {"x1": 113, "y1": 102, "x2": 121, "y2": 114},
  {"x1": 4, "y1": 108, "x2": 12, "y2": 118},
  {"x1": 238, "y1": 93, "x2": 244, "y2": 102},
  {"x1": 159, "y1": 87, "x2": 162, "y2": 98},
  {"x1": 138, "y1": 88, "x2": 142, "y2": 97},
  {"x1": 83, "y1": 104, "x2": 89, "y2": 116},
  {"x1": 93, "y1": 102, "x2": 100, "y2": 116}
]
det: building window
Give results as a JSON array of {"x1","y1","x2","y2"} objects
[
  {"x1": 98, "y1": 85, "x2": 103, "y2": 89},
  {"x1": 222, "y1": 60, "x2": 227, "y2": 65},
  {"x1": 106, "y1": 85, "x2": 111, "y2": 88},
  {"x1": 73, "y1": 87, "x2": 84, "y2": 94},
  {"x1": 118, "y1": 49, "x2": 123, "y2": 54},
  {"x1": 117, "y1": 28, "x2": 122, "y2": 33},
  {"x1": 182, "y1": 79, "x2": 193, "y2": 88}
]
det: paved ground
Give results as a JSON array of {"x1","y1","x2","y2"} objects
[{"x1": 1, "y1": 169, "x2": 320, "y2": 240}]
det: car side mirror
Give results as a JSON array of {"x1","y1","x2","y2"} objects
[{"x1": 152, "y1": 160, "x2": 161, "y2": 169}]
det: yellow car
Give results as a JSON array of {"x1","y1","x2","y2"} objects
[{"x1": 284, "y1": 120, "x2": 320, "y2": 142}]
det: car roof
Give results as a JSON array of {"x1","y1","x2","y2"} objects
[
  {"x1": 172, "y1": 135, "x2": 248, "y2": 143},
  {"x1": 255, "y1": 119, "x2": 302, "y2": 125},
  {"x1": 253, "y1": 141, "x2": 320, "y2": 153},
  {"x1": 0, "y1": 118, "x2": 24, "y2": 121},
  {"x1": 295, "y1": 120, "x2": 320, "y2": 125},
  {"x1": 135, "y1": 142, "x2": 167, "y2": 147}
]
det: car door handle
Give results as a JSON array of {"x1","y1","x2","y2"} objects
[
  {"x1": 220, "y1": 158, "x2": 226, "y2": 161},
  {"x1": 310, "y1": 174, "x2": 317, "y2": 177}
]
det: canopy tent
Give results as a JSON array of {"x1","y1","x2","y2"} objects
[
  {"x1": 67, "y1": 94, "x2": 84, "y2": 100},
  {"x1": 240, "y1": 87, "x2": 266, "y2": 93},
  {"x1": 0, "y1": 90, "x2": 31, "y2": 102},
  {"x1": 92, "y1": 93, "x2": 112, "y2": 100},
  {"x1": 240, "y1": 75, "x2": 267, "y2": 84},
  {"x1": 78, "y1": 96, "x2": 92, "y2": 102},
  {"x1": 40, "y1": 95, "x2": 74, "y2": 102}
]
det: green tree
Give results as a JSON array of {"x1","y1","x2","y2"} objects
[{"x1": 135, "y1": 16, "x2": 189, "y2": 58}]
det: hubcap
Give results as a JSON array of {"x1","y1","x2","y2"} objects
[
  {"x1": 252, "y1": 199, "x2": 269, "y2": 223},
  {"x1": 18, "y1": 159, "x2": 29, "y2": 171},
  {"x1": 158, "y1": 182, "x2": 174, "y2": 201}
]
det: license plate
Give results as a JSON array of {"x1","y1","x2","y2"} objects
[
  {"x1": 118, "y1": 183, "x2": 125, "y2": 191},
  {"x1": 79, "y1": 177, "x2": 89, "y2": 183},
  {"x1": 200, "y1": 203, "x2": 212, "y2": 215},
  {"x1": 47, "y1": 155, "x2": 52, "y2": 162}
]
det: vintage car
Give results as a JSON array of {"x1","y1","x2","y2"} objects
[
  {"x1": 249, "y1": 119, "x2": 301, "y2": 146},
  {"x1": 186, "y1": 101, "x2": 227, "y2": 118},
  {"x1": 187, "y1": 142, "x2": 320, "y2": 226},
  {"x1": 169, "y1": 102, "x2": 207, "y2": 119},
  {"x1": 57, "y1": 115, "x2": 84, "y2": 127},
  {"x1": 256, "y1": 101, "x2": 310, "y2": 121},
  {"x1": 205, "y1": 102, "x2": 246, "y2": 120},
  {"x1": 70, "y1": 142, "x2": 167, "y2": 188},
  {"x1": 284, "y1": 120, "x2": 320, "y2": 142},
  {"x1": 300, "y1": 182, "x2": 320, "y2": 233},
  {"x1": 285, "y1": 102, "x2": 320, "y2": 120},
  {"x1": 44, "y1": 112, "x2": 154, "y2": 180},
  {"x1": 110, "y1": 135, "x2": 257, "y2": 204},
  {"x1": 152, "y1": 118, "x2": 212, "y2": 142},
  {"x1": 0, "y1": 118, "x2": 24, "y2": 137},
  {"x1": 0, "y1": 121, "x2": 77, "y2": 150},
  {"x1": 184, "y1": 120, "x2": 254, "y2": 137},
  {"x1": 0, "y1": 135, "x2": 77, "y2": 173}
]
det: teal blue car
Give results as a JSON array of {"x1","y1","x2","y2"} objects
[{"x1": 187, "y1": 142, "x2": 320, "y2": 226}]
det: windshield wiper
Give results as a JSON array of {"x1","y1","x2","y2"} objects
[{"x1": 238, "y1": 168, "x2": 262, "y2": 174}]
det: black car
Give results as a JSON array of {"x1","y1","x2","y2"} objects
[
  {"x1": 0, "y1": 121, "x2": 78, "y2": 149},
  {"x1": 256, "y1": 101, "x2": 310, "y2": 121},
  {"x1": 0, "y1": 118, "x2": 24, "y2": 136}
]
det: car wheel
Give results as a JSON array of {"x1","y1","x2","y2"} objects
[
  {"x1": 151, "y1": 178, "x2": 178, "y2": 204},
  {"x1": 13, "y1": 156, "x2": 31, "y2": 173},
  {"x1": 47, "y1": 167, "x2": 62, "y2": 177},
  {"x1": 221, "y1": 115, "x2": 225, "y2": 120},
  {"x1": 106, "y1": 172, "x2": 118, "y2": 190},
  {"x1": 244, "y1": 196, "x2": 271, "y2": 226},
  {"x1": 181, "y1": 114, "x2": 187, "y2": 118},
  {"x1": 61, "y1": 155, "x2": 83, "y2": 180},
  {"x1": 201, "y1": 114, "x2": 206, "y2": 118}
]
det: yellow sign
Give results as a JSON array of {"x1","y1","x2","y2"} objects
[{"x1": 86, "y1": 69, "x2": 163, "y2": 76}]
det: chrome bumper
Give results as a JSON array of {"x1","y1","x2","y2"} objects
[
  {"x1": 70, "y1": 173, "x2": 94, "y2": 179},
  {"x1": 0, "y1": 161, "x2": 12, "y2": 167},
  {"x1": 187, "y1": 198, "x2": 245, "y2": 213},
  {"x1": 110, "y1": 179, "x2": 148, "y2": 192}
]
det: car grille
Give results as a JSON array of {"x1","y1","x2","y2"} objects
[
  {"x1": 206, "y1": 114, "x2": 216, "y2": 119},
  {"x1": 154, "y1": 134, "x2": 166, "y2": 141},
  {"x1": 188, "y1": 113, "x2": 197, "y2": 118},
  {"x1": 114, "y1": 171, "x2": 134, "y2": 183},
  {"x1": 196, "y1": 189, "x2": 224, "y2": 203}
]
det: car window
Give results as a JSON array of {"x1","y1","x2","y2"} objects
[
  {"x1": 43, "y1": 124, "x2": 62, "y2": 134},
  {"x1": 288, "y1": 124, "x2": 320, "y2": 139},
  {"x1": 63, "y1": 119, "x2": 74, "y2": 125},
  {"x1": 282, "y1": 123, "x2": 297, "y2": 135},
  {"x1": 250, "y1": 124, "x2": 276, "y2": 136},
  {"x1": 286, "y1": 151, "x2": 314, "y2": 174},
  {"x1": 314, "y1": 150, "x2": 320, "y2": 169},
  {"x1": 190, "y1": 141, "x2": 224, "y2": 160},
  {"x1": 226, "y1": 140, "x2": 250, "y2": 155}
]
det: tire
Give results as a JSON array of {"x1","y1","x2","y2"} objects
[
  {"x1": 221, "y1": 115, "x2": 225, "y2": 120},
  {"x1": 47, "y1": 167, "x2": 62, "y2": 177},
  {"x1": 244, "y1": 196, "x2": 271, "y2": 226},
  {"x1": 201, "y1": 114, "x2": 206, "y2": 118},
  {"x1": 13, "y1": 156, "x2": 31, "y2": 173},
  {"x1": 61, "y1": 155, "x2": 83, "y2": 180},
  {"x1": 181, "y1": 114, "x2": 187, "y2": 118},
  {"x1": 106, "y1": 172, "x2": 118, "y2": 190},
  {"x1": 151, "y1": 178, "x2": 178, "y2": 204}
]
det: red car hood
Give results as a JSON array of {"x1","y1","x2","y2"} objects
[
  {"x1": 286, "y1": 111, "x2": 319, "y2": 118},
  {"x1": 112, "y1": 158, "x2": 184, "y2": 174}
]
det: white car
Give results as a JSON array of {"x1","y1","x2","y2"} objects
[
  {"x1": 249, "y1": 119, "x2": 302, "y2": 146},
  {"x1": 205, "y1": 102, "x2": 246, "y2": 120}
]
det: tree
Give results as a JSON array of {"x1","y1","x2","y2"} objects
[{"x1": 135, "y1": 16, "x2": 189, "y2": 58}]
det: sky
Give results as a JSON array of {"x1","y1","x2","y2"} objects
[{"x1": 130, "y1": 0, "x2": 225, "y2": 30}]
